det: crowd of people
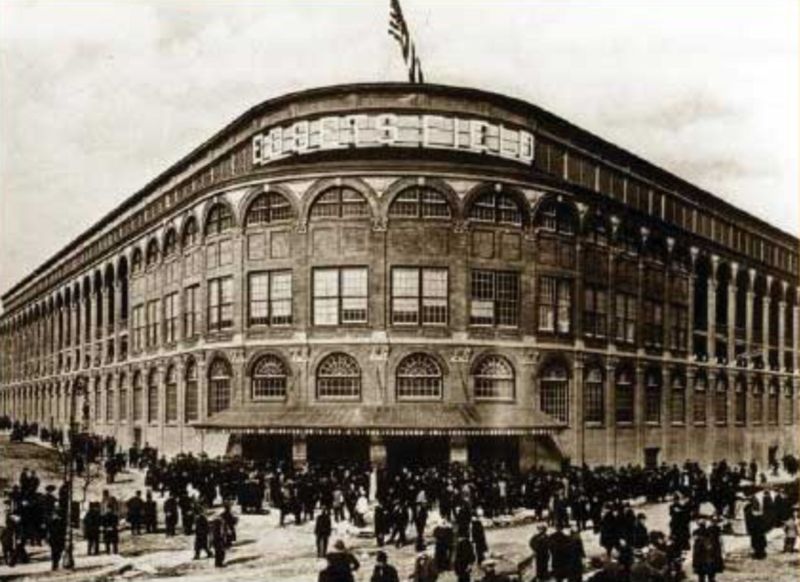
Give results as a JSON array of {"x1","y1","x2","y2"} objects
[{"x1": 0, "y1": 417, "x2": 798, "y2": 581}]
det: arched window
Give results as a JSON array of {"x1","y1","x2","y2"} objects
[
  {"x1": 310, "y1": 186, "x2": 369, "y2": 219},
  {"x1": 185, "y1": 359, "x2": 198, "y2": 422},
  {"x1": 131, "y1": 248, "x2": 143, "y2": 274},
  {"x1": 644, "y1": 369, "x2": 661, "y2": 424},
  {"x1": 715, "y1": 375, "x2": 728, "y2": 426},
  {"x1": 163, "y1": 229, "x2": 177, "y2": 258},
  {"x1": 734, "y1": 376, "x2": 747, "y2": 425},
  {"x1": 145, "y1": 239, "x2": 160, "y2": 266},
  {"x1": 182, "y1": 216, "x2": 198, "y2": 247},
  {"x1": 245, "y1": 192, "x2": 293, "y2": 226},
  {"x1": 132, "y1": 372, "x2": 143, "y2": 421},
  {"x1": 536, "y1": 200, "x2": 575, "y2": 235},
  {"x1": 693, "y1": 373, "x2": 708, "y2": 425},
  {"x1": 147, "y1": 369, "x2": 159, "y2": 424},
  {"x1": 768, "y1": 380, "x2": 779, "y2": 425},
  {"x1": 540, "y1": 363, "x2": 569, "y2": 422},
  {"x1": 389, "y1": 186, "x2": 451, "y2": 219},
  {"x1": 118, "y1": 373, "x2": 127, "y2": 421},
  {"x1": 208, "y1": 358, "x2": 232, "y2": 415},
  {"x1": 784, "y1": 381, "x2": 794, "y2": 425},
  {"x1": 251, "y1": 354, "x2": 289, "y2": 400},
  {"x1": 165, "y1": 365, "x2": 178, "y2": 423},
  {"x1": 396, "y1": 353, "x2": 443, "y2": 400},
  {"x1": 583, "y1": 366, "x2": 604, "y2": 424},
  {"x1": 204, "y1": 202, "x2": 233, "y2": 236},
  {"x1": 473, "y1": 355, "x2": 515, "y2": 400},
  {"x1": 615, "y1": 367, "x2": 634, "y2": 424},
  {"x1": 752, "y1": 379, "x2": 764, "y2": 425},
  {"x1": 316, "y1": 353, "x2": 361, "y2": 400},
  {"x1": 468, "y1": 189, "x2": 523, "y2": 226}
]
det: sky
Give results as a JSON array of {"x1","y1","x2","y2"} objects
[{"x1": 1, "y1": 0, "x2": 798, "y2": 300}]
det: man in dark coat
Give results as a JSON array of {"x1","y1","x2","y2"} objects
[
  {"x1": 220, "y1": 502, "x2": 237, "y2": 547},
  {"x1": 127, "y1": 490, "x2": 144, "y2": 535},
  {"x1": 565, "y1": 528, "x2": 585, "y2": 582},
  {"x1": 193, "y1": 512, "x2": 212, "y2": 559},
  {"x1": 374, "y1": 501, "x2": 388, "y2": 547},
  {"x1": 180, "y1": 496, "x2": 195, "y2": 535},
  {"x1": 414, "y1": 504, "x2": 429, "y2": 552},
  {"x1": 669, "y1": 497, "x2": 691, "y2": 552},
  {"x1": 391, "y1": 503, "x2": 409, "y2": 547},
  {"x1": 163, "y1": 494, "x2": 178, "y2": 536},
  {"x1": 102, "y1": 506, "x2": 119, "y2": 554},
  {"x1": 324, "y1": 539, "x2": 360, "y2": 582},
  {"x1": 454, "y1": 536, "x2": 476, "y2": 582},
  {"x1": 210, "y1": 517, "x2": 226, "y2": 567},
  {"x1": 144, "y1": 491, "x2": 158, "y2": 534},
  {"x1": 549, "y1": 526, "x2": 572, "y2": 582},
  {"x1": 82, "y1": 502, "x2": 102, "y2": 556},
  {"x1": 370, "y1": 550, "x2": 399, "y2": 582},
  {"x1": 433, "y1": 518, "x2": 454, "y2": 572},
  {"x1": 47, "y1": 513, "x2": 66, "y2": 571},
  {"x1": 471, "y1": 514, "x2": 488, "y2": 565},
  {"x1": 528, "y1": 524, "x2": 551, "y2": 581},
  {"x1": 692, "y1": 522, "x2": 723, "y2": 582},
  {"x1": 315, "y1": 509, "x2": 332, "y2": 558},
  {"x1": 745, "y1": 501, "x2": 768, "y2": 559},
  {"x1": 630, "y1": 513, "x2": 649, "y2": 549}
]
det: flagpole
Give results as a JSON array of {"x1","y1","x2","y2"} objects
[{"x1": 388, "y1": 0, "x2": 425, "y2": 84}]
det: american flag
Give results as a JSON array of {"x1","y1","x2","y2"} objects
[{"x1": 389, "y1": 0, "x2": 424, "y2": 84}]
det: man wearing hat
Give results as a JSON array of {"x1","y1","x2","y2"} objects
[
  {"x1": 410, "y1": 548, "x2": 438, "y2": 582},
  {"x1": 323, "y1": 539, "x2": 360, "y2": 582},
  {"x1": 369, "y1": 550, "x2": 399, "y2": 582}
]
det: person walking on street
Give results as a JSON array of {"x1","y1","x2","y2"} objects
[
  {"x1": 193, "y1": 512, "x2": 212, "y2": 560},
  {"x1": 315, "y1": 509, "x2": 332, "y2": 558}
]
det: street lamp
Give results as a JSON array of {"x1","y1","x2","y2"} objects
[{"x1": 62, "y1": 374, "x2": 87, "y2": 570}]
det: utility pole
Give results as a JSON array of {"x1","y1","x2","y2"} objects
[{"x1": 63, "y1": 375, "x2": 86, "y2": 570}]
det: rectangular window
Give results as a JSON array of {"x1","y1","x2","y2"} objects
[
  {"x1": 146, "y1": 300, "x2": 160, "y2": 347},
  {"x1": 163, "y1": 292, "x2": 178, "y2": 344},
  {"x1": 470, "y1": 270, "x2": 519, "y2": 327},
  {"x1": 248, "y1": 271, "x2": 293, "y2": 326},
  {"x1": 132, "y1": 305, "x2": 144, "y2": 351},
  {"x1": 165, "y1": 382, "x2": 178, "y2": 423},
  {"x1": 693, "y1": 388, "x2": 707, "y2": 425},
  {"x1": 391, "y1": 267, "x2": 448, "y2": 326},
  {"x1": 583, "y1": 286, "x2": 607, "y2": 338},
  {"x1": 538, "y1": 276, "x2": 572, "y2": 333},
  {"x1": 614, "y1": 293, "x2": 637, "y2": 344},
  {"x1": 106, "y1": 389, "x2": 114, "y2": 423},
  {"x1": 583, "y1": 375, "x2": 604, "y2": 425},
  {"x1": 670, "y1": 304, "x2": 688, "y2": 350},
  {"x1": 643, "y1": 300, "x2": 663, "y2": 347},
  {"x1": 183, "y1": 285, "x2": 199, "y2": 339},
  {"x1": 645, "y1": 382, "x2": 661, "y2": 423},
  {"x1": 313, "y1": 267, "x2": 368, "y2": 325},
  {"x1": 208, "y1": 277, "x2": 234, "y2": 331},
  {"x1": 119, "y1": 387, "x2": 127, "y2": 421},
  {"x1": 185, "y1": 378, "x2": 198, "y2": 422}
]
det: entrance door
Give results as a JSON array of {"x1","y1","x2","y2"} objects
[
  {"x1": 644, "y1": 447, "x2": 660, "y2": 469},
  {"x1": 467, "y1": 436, "x2": 519, "y2": 471},
  {"x1": 133, "y1": 427, "x2": 142, "y2": 448},
  {"x1": 385, "y1": 437, "x2": 449, "y2": 470},
  {"x1": 307, "y1": 436, "x2": 370, "y2": 466},
  {"x1": 241, "y1": 435, "x2": 292, "y2": 465}
]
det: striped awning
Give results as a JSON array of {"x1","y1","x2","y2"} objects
[{"x1": 195, "y1": 403, "x2": 566, "y2": 437}]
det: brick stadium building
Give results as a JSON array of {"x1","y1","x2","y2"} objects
[{"x1": 0, "y1": 84, "x2": 797, "y2": 469}]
